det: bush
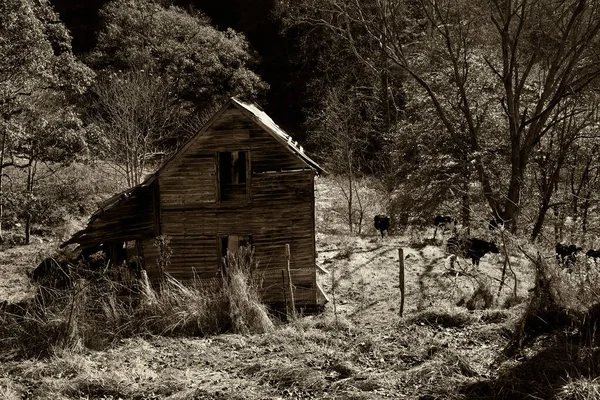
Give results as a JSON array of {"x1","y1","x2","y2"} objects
[
  {"x1": 464, "y1": 282, "x2": 494, "y2": 310},
  {"x1": 134, "y1": 246, "x2": 273, "y2": 337},
  {"x1": 1, "y1": 162, "x2": 126, "y2": 245},
  {"x1": 509, "y1": 250, "x2": 600, "y2": 350}
]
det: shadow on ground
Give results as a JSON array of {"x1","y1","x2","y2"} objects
[{"x1": 460, "y1": 344, "x2": 600, "y2": 399}]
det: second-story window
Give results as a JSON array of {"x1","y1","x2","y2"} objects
[{"x1": 219, "y1": 151, "x2": 247, "y2": 201}]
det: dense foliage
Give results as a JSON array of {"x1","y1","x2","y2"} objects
[
  {"x1": 90, "y1": 0, "x2": 268, "y2": 114},
  {"x1": 278, "y1": 0, "x2": 600, "y2": 241},
  {"x1": 2, "y1": 0, "x2": 600, "y2": 245},
  {"x1": 0, "y1": 0, "x2": 94, "y2": 244}
]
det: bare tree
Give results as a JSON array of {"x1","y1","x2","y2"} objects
[
  {"x1": 530, "y1": 97, "x2": 598, "y2": 242},
  {"x1": 92, "y1": 71, "x2": 181, "y2": 187},
  {"x1": 308, "y1": 87, "x2": 369, "y2": 233}
]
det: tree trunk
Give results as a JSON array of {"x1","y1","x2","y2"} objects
[
  {"x1": 461, "y1": 159, "x2": 471, "y2": 235},
  {"x1": 502, "y1": 164, "x2": 525, "y2": 234},
  {"x1": 531, "y1": 203, "x2": 551, "y2": 243},
  {"x1": 347, "y1": 171, "x2": 353, "y2": 233},
  {"x1": 0, "y1": 129, "x2": 5, "y2": 243},
  {"x1": 25, "y1": 214, "x2": 31, "y2": 245},
  {"x1": 531, "y1": 167, "x2": 559, "y2": 243},
  {"x1": 380, "y1": 12, "x2": 390, "y2": 128},
  {"x1": 354, "y1": 181, "x2": 364, "y2": 235},
  {"x1": 581, "y1": 191, "x2": 591, "y2": 244},
  {"x1": 25, "y1": 161, "x2": 34, "y2": 245},
  {"x1": 552, "y1": 180, "x2": 562, "y2": 242}
]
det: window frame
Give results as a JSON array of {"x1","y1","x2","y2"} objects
[{"x1": 217, "y1": 150, "x2": 250, "y2": 203}]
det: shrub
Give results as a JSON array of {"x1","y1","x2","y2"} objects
[
  {"x1": 509, "y1": 250, "x2": 600, "y2": 350},
  {"x1": 556, "y1": 378, "x2": 600, "y2": 400},
  {"x1": 135, "y1": 245, "x2": 273, "y2": 337},
  {"x1": 465, "y1": 282, "x2": 494, "y2": 310}
]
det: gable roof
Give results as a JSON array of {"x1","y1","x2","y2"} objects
[
  {"x1": 230, "y1": 98, "x2": 324, "y2": 174},
  {"x1": 157, "y1": 97, "x2": 324, "y2": 176}
]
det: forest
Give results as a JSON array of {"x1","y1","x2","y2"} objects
[
  {"x1": 2, "y1": 0, "x2": 599, "y2": 246},
  {"x1": 2, "y1": 0, "x2": 600, "y2": 399}
]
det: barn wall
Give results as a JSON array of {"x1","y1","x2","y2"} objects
[
  {"x1": 76, "y1": 184, "x2": 156, "y2": 248},
  {"x1": 158, "y1": 104, "x2": 317, "y2": 305}
]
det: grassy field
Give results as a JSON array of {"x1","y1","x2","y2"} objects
[{"x1": 0, "y1": 177, "x2": 599, "y2": 399}]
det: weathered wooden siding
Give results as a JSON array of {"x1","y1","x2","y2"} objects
[
  {"x1": 76, "y1": 185, "x2": 156, "y2": 248},
  {"x1": 164, "y1": 107, "x2": 307, "y2": 172},
  {"x1": 141, "y1": 238, "x2": 160, "y2": 280},
  {"x1": 157, "y1": 103, "x2": 318, "y2": 306},
  {"x1": 250, "y1": 171, "x2": 316, "y2": 304},
  {"x1": 161, "y1": 153, "x2": 217, "y2": 206}
]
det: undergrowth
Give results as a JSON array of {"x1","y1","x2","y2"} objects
[{"x1": 0, "y1": 246, "x2": 273, "y2": 359}]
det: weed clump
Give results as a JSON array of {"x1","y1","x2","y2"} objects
[
  {"x1": 136, "y1": 246, "x2": 273, "y2": 337},
  {"x1": 459, "y1": 282, "x2": 494, "y2": 310},
  {"x1": 510, "y1": 252, "x2": 582, "y2": 350},
  {"x1": 556, "y1": 377, "x2": 600, "y2": 400}
]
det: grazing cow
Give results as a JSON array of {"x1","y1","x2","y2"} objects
[
  {"x1": 555, "y1": 243, "x2": 583, "y2": 270},
  {"x1": 374, "y1": 215, "x2": 391, "y2": 239},
  {"x1": 447, "y1": 236, "x2": 500, "y2": 268},
  {"x1": 586, "y1": 249, "x2": 600, "y2": 263},
  {"x1": 488, "y1": 218, "x2": 505, "y2": 231},
  {"x1": 434, "y1": 215, "x2": 456, "y2": 238}
]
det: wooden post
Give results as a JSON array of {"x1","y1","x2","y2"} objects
[
  {"x1": 281, "y1": 270, "x2": 288, "y2": 318},
  {"x1": 285, "y1": 244, "x2": 296, "y2": 319},
  {"x1": 399, "y1": 248, "x2": 405, "y2": 318}
]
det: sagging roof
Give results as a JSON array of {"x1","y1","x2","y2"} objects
[
  {"x1": 157, "y1": 97, "x2": 324, "y2": 175},
  {"x1": 61, "y1": 181, "x2": 156, "y2": 248},
  {"x1": 230, "y1": 98, "x2": 324, "y2": 175}
]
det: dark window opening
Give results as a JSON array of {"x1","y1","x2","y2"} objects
[
  {"x1": 219, "y1": 151, "x2": 247, "y2": 201},
  {"x1": 112, "y1": 241, "x2": 142, "y2": 281}
]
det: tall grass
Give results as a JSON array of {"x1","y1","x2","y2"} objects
[
  {"x1": 509, "y1": 247, "x2": 600, "y2": 353},
  {"x1": 0, "y1": 246, "x2": 273, "y2": 359}
]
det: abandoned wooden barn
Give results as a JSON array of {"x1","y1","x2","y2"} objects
[{"x1": 62, "y1": 98, "x2": 326, "y2": 309}]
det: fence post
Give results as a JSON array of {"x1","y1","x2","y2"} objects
[
  {"x1": 281, "y1": 270, "x2": 288, "y2": 319},
  {"x1": 399, "y1": 248, "x2": 405, "y2": 318},
  {"x1": 285, "y1": 244, "x2": 296, "y2": 319}
]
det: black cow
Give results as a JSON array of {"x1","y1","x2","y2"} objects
[
  {"x1": 555, "y1": 243, "x2": 583, "y2": 270},
  {"x1": 374, "y1": 215, "x2": 391, "y2": 239},
  {"x1": 434, "y1": 215, "x2": 456, "y2": 238},
  {"x1": 586, "y1": 249, "x2": 600, "y2": 263},
  {"x1": 447, "y1": 237, "x2": 500, "y2": 267}
]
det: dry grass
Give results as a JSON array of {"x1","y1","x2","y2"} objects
[
  {"x1": 557, "y1": 377, "x2": 600, "y2": 400},
  {"x1": 133, "y1": 246, "x2": 273, "y2": 337},
  {"x1": 0, "y1": 246, "x2": 273, "y2": 360},
  {"x1": 407, "y1": 306, "x2": 478, "y2": 328}
]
